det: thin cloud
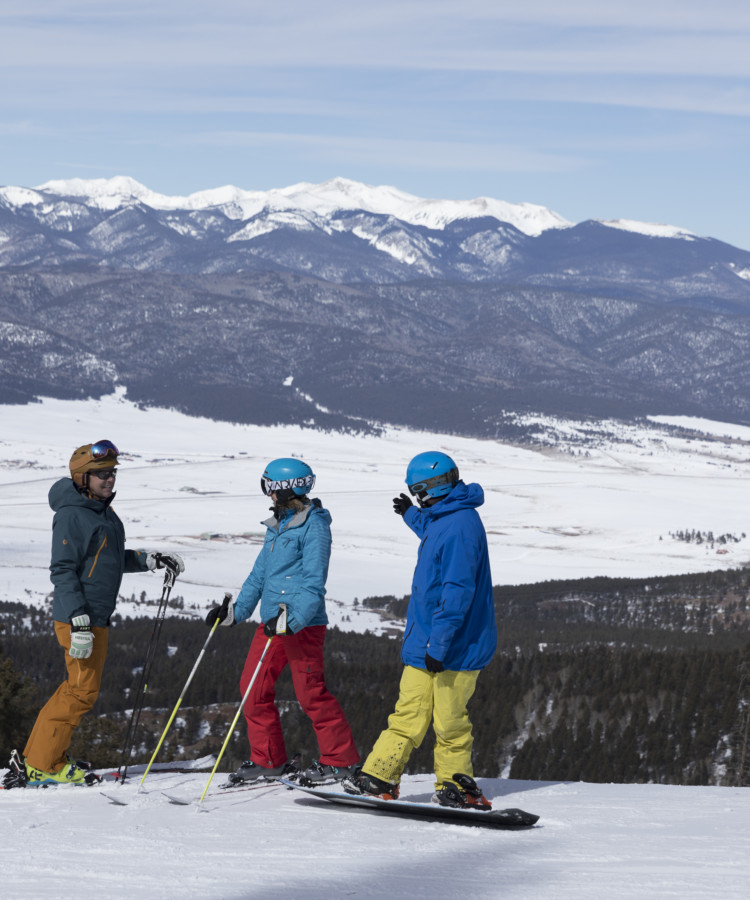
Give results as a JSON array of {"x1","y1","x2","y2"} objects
[{"x1": 182, "y1": 129, "x2": 590, "y2": 173}]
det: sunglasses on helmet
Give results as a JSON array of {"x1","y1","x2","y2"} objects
[{"x1": 90, "y1": 440, "x2": 120, "y2": 460}]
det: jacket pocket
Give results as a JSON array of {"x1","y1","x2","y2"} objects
[{"x1": 88, "y1": 534, "x2": 108, "y2": 578}]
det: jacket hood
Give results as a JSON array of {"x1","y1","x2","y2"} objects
[
  {"x1": 49, "y1": 477, "x2": 111, "y2": 513},
  {"x1": 422, "y1": 480, "x2": 484, "y2": 519},
  {"x1": 262, "y1": 497, "x2": 331, "y2": 531}
]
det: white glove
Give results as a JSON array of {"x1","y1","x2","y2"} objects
[
  {"x1": 70, "y1": 614, "x2": 94, "y2": 659},
  {"x1": 146, "y1": 552, "x2": 185, "y2": 575}
]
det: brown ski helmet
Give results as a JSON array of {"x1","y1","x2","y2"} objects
[{"x1": 69, "y1": 440, "x2": 120, "y2": 488}]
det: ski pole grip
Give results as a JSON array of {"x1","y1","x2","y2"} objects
[
  {"x1": 276, "y1": 603, "x2": 288, "y2": 635},
  {"x1": 221, "y1": 592, "x2": 232, "y2": 612}
]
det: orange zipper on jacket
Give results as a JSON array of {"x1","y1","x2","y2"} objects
[{"x1": 88, "y1": 535, "x2": 108, "y2": 578}]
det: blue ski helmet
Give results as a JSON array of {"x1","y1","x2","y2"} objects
[
  {"x1": 261, "y1": 458, "x2": 315, "y2": 499},
  {"x1": 405, "y1": 451, "x2": 459, "y2": 503}
]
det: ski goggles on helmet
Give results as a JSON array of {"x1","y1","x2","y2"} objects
[
  {"x1": 408, "y1": 468, "x2": 459, "y2": 497},
  {"x1": 90, "y1": 440, "x2": 120, "y2": 460},
  {"x1": 260, "y1": 474, "x2": 316, "y2": 496}
]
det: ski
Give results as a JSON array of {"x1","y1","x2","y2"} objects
[
  {"x1": 215, "y1": 780, "x2": 286, "y2": 796},
  {"x1": 100, "y1": 791, "x2": 129, "y2": 806},
  {"x1": 281, "y1": 779, "x2": 539, "y2": 828},
  {"x1": 163, "y1": 793, "x2": 191, "y2": 805},
  {"x1": 100, "y1": 764, "x2": 210, "y2": 784},
  {"x1": 100, "y1": 780, "x2": 283, "y2": 807}
]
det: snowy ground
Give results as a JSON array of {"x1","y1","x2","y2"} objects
[
  {"x1": 1, "y1": 771, "x2": 749, "y2": 899},
  {"x1": 3, "y1": 391, "x2": 750, "y2": 631}
]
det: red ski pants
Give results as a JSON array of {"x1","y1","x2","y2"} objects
[{"x1": 239, "y1": 624, "x2": 358, "y2": 769}]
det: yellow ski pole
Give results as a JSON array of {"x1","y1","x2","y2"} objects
[
  {"x1": 139, "y1": 593, "x2": 232, "y2": 790},
  {"x1": 197, "y1": 604, "x2": 287, "y2": 806}
]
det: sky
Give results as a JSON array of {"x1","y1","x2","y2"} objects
[{"x1": 1, "y1": 1, "x2": 750, "y2": 249}]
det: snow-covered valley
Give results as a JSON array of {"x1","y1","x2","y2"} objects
[{"x1": 2, "y1": 391, "x2": 750, "y2": 630}]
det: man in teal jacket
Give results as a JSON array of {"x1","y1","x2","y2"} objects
[
  {"x1": 7, "y1": 440, "x2": 184, "y2": 789},
  {"x1": 344, "y1": 451, "x2": 497, "y2": 810}
]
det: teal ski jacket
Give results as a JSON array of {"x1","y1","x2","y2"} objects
[
  {"x1": 233, "y1": 499, "x2": 332, "y2": 634},
  {"x1": 401, "y1": 481, "x2": 497, "y2": 671},
  {"x1": 49, "y1": 478, "x2": 149, "y2": 627}
]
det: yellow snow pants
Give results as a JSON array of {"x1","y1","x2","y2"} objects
[
  {"x1": 23, "y1": 621, "x2": 109, "y2": 773},
  {"x1": 361, "y1": 665, "x2": 480, "y2": 788}
]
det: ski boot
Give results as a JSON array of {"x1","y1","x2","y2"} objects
[
  {"x1": 223, "y1": 756, "x2": 299, "y2": 787},
  {"x1": 296, "y1": 759, "x2": 361, "y2": 787},
  {"x1": 341, "y1": 768, "x2": 400, "y2": 800},
  {"x1": 432, "y1": 773, "x2": 491, "y2": 810},
  {"x1": 24, "y1": 757, "x2": 99, "y2": 787},
  {"x1": 2, "y1": 750, "x2": 28, "y2": 789}
]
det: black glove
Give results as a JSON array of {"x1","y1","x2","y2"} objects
[
  {"x1": 393, "y1": 493, "x2": 413, "y2": 516},
  {"x1": 264, "y1": 615, "x2": 294, "y2": 637},
  {"x1": 425, "y1": 653, "x2": 444, "y2": 673},
  {"x1": 205, "y1": 593, "x2": 233, "y2": 627}
]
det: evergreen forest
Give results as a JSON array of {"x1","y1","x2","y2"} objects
[{"x1": 2, "y1": 567, "x2": 750, "y2": 787}]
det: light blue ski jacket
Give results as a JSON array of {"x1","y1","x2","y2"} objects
[
  {"x1": 233, "y1": 499, "x2": 332, "y2": 634},
  {"x1": 401, "y1": 481, "x2": 497, "y2": 671}
]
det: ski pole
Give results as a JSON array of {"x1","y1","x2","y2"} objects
[
  {"x1": 197, "y1": 604, "x2": 287, "y2": 806},
  {"x1": 138, "y1": 592, "x2": 232, "y2": 789},
  {"x1": 118, "y1": 564, "x2": 177, "y2": 782}
]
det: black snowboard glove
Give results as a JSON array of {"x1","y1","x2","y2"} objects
[
  {"x1": 393, "y1": 493, "x2": 413, "y2": 516},
  {"x1": 205, "y1": 593, "x2": 234, "y2": 627},
  {"x1": 264, "y1": 615, "x2": 294, "y2": 637},
  {"x1": 425, "y1": 653, "x2": 444, "y2": 673}
]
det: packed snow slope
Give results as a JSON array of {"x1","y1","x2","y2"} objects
[
  {"x1": 1, "y1": 771, "x2": 749, "y2": 900},
  {"x1": 3, "y1": 391, "x2": 750, "y2": 627}
]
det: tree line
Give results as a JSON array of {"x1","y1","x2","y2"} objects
[{"x1": 2, "y1": 566, "x2": 750, "y2": 785}]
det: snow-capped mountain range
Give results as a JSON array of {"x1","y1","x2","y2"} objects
[
  {"x1": 2, "y1": 175, "x2": 750, "y2": 432},
  {"x1": 0, "y1": 175, "x2": 724, "y2": 282},
  {"x1": 6, "y1": 175, "x2": 573, "y2": 234},
  {"x1": 3, "y1": 174, "x2": 691, "y2": 239}
]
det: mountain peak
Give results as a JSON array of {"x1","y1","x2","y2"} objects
[{"x1": 7, "y1": 175, "x2": 572, "y2": 236}]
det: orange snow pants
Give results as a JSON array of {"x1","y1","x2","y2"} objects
[{"x1": 23, "y1": 621, "x2": 109, "y2": 773}]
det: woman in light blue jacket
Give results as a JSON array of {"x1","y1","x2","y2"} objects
[{"x1": 207, "y1": 458, "x2": 358, "y2": 786}]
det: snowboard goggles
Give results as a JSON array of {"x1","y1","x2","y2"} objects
[
  {"x1": 260, "y1": 474, "x2": 316, "y2": 496},
  {"x1": 90, "y1": 440, "x2": 120, "y2": 460},
  {"x1": 408, "y1": 468, "x2": 459, "y2": 496}
]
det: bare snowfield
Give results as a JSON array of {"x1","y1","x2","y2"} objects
[
  {"x1": 1, "y1": 770, "x2": 748, "y2": 899},
  {"x1": 2, "y1": 391, "x2": 750, "y2": 630}
]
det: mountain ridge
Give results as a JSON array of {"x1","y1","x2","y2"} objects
[
  {"x1": 2, "y1": 176, "x2": 750, "y2": 433},
  {"x1": 2, "y1": 174, "x2": 700, "y2": 242}
]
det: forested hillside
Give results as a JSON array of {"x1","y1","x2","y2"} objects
[{"x1": 2, "y1": 567, "x2": 750, "y2": 787}]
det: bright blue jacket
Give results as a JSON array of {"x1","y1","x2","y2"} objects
[
  {"x1": 401, "y1": 481, "x2": 497, "y2": 671},
  {"x1": 234, "y1": 499, "x2": 331, "y2": 634}
]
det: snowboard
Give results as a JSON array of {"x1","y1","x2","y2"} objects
[{"x1": 280, "y1": 779, "x2": 539, "y2": 828}]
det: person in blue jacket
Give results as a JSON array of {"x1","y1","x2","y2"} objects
[
  {"x1": 343, "y1": 451, "x2": 497, "y2": 809},
  {"x1": 207, "y1": 458, "x2": 358, "y2": 785}
]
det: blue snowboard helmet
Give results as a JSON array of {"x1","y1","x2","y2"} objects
[
  {"x1": 261, "y1": 458, "x2": 316, "y2": 502},
  {"x1": 406, "y1": 451, "x2": 459, "y2": 505}
]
